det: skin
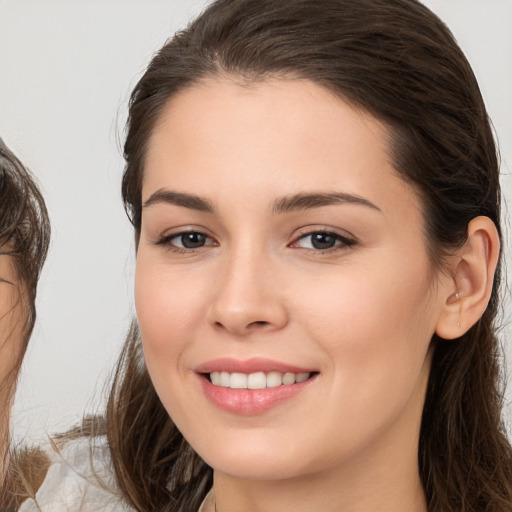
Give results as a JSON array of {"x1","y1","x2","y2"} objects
[
  {"x1": 0, "y1": 255, "x2": 24, "y2": 480},
  {"x1": 135, "y1": 77, "x2": 459, "y2": 512}
]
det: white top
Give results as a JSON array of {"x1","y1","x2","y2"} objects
[
  {"x1": 19, "y1": 436, "x2": 134, "y2": 512},
  {"x1": 19, "y1": 436, "x2": 214, "y2": 512}
]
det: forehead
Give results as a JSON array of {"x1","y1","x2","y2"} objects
[
  {"x1": 143, "y1": 77, "x2": 420, "y2": 217},
  {"x1": 148, "y1": 76, "x2": 389, "y2": 158}
]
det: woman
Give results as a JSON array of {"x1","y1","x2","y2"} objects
[
  {"x1": 21, "y1": 0, "x2": 512, "y2": 510},
  {"x1": 0, "y1": 138, "x2": 50, "y2": 506}
]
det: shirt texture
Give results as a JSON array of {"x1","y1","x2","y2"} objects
[
  {"x1": 18, "y1": 436, "x2": 213, "y2": 512},
  {"x1": 19, "y1": 437, "x2": 133, "y2": 512}
]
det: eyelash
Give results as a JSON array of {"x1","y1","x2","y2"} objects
[
  {"x1": 155, "y1": 230, "x2": 217, "y2": 254},
  {"x1": 290, "y1": 230, "x2": 356, "y2": 253},
  {"x1": 155, "y1": 229, "x2": 356, "y2": 254}
]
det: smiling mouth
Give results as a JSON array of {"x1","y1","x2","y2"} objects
[{"x1": 205, "y1": 371, "x2": 317, "y2": 390}]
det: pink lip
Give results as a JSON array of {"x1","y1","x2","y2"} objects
[
  {"x1": 195, "y1": 357, "x2": 314, "y2": 374},
  {"x1": 195, "y1": 358, "x2": 318, "y2": 415}
]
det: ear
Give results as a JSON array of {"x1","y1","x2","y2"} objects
[{"x1": 435, "y1": 216, "x2": 500, "y2": 340}]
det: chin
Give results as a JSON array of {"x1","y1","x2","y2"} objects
[
  {"x1": 190, "y1": 434, "x2": 309, "y2": 481},
  {"x1": 207, "y1": 453, "x2": 304, "y2": 481}
]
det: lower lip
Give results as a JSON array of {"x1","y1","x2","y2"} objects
[{"x1": 199, "y1": 374, "x2": 317, "y2": 415}]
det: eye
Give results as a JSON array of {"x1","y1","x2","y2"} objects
[
  {"x1": 157, "y1": 231, "x2": 216, "y2": 250},
  {"x1": 292, "y1": 231, "x2": 355, "y2": 251}
]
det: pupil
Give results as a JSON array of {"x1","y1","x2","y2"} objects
[
  {"x1": 181, "y1": 232, "x2": 206, "y2": 248},
  {"x1": 311, "y1": 233, "x2": 336, "y2": 250}
]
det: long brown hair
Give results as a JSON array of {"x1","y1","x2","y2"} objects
[
  {"x1": 0, "y1": 139, "x2": 51, "y2": 507},
  {"x1": 108, "y1": 1, "x2": 512, "y2": 510}
]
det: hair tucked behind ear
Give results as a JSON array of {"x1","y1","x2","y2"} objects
[{"x1": 109, "y1": 1, "x2": 512, "y2": 510}]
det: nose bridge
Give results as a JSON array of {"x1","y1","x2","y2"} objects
[{"x1": 208, "y1": 237, "x2": 287, "y2": 334}]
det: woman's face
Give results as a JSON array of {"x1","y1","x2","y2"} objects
[
  {"x1": 0, "y1": 255, "x2": 23, "y2": 407},
  {"x1": 135, "y1": 78, "x2": 453, "y2": 481}
]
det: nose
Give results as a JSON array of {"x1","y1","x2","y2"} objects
[{"x1": 206, "y1": 247, "x2": 288, "y2": 336}]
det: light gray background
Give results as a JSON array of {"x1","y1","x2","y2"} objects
[{"x1": 0, "y1": 0, "x2": 511, "y2": 443}]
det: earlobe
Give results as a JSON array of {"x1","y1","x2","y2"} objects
[{"x1": 435, "y1": 216, "x2": 500, "y2": 340}]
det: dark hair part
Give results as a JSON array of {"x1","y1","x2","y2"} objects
[
  {"x1": 0, "y1": 139, "x2": 50, "y2": 507},
  {"x1": 110, "y1": 1, "x2": 511, "y2": 510}
]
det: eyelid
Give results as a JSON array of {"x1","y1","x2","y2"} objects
[
  {"x1": 152, "y1": 225, "x2": 356, "y2": 253},
  {"x1": 289, "y1": 227, "x2": 357, "y2": 251},
  {"x1": 154, "y1": 226, "x2": 218, "y2": 249}
]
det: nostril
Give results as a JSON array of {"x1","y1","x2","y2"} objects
[
  {"x1": 248, "y1": 321, "x2": 270, "y2": 329},
  {"x1": 213, "y1": 319, "x2": 270, "y2": 333}
]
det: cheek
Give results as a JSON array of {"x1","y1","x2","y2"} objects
[
  {"x1": 136, "y1": 267, "x2": 188, "y2": 355},
  {"x1": 0, "y1": 292, "x2": 25, "y2": 399},
  {"x1": 290, "y1": 261, "x2": 435, "y2": 452},
  {"x1": 134, "y1": 263, "x2": 193, "y2": 417},
  {"x1": 134, "y1": 257, "x2": 216, "y2": 380},
  {"x1": 294, "y1": 252, "x2": 436, "y2": 386}
]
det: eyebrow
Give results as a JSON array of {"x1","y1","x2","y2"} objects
[
  {"x1": 143, "y1": 189, "x2": 214, "y2": 212},
  {"x1": 143, "y1": 189, "x2": 381, "y2": 214},
  {"x1": 271, "y1": 192, "x2": 381, "y2": 214}
]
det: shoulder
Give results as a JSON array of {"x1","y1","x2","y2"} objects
[{"x1": 19, "y1": 436, "x2": 135, "y2": 512}]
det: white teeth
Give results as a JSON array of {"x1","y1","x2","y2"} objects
[
  {"x1": 230, "y1": 372, "x2": 248, "y2": 389},
  {"x1": 266, "y1": 371, "x2": 282, "y2": 388},
  {"x1": 220, "y1": 371, "x2": 230, "y2": 387},
  {"x1": 282, "y1": 372, "x2": 295, "y2": 385},
  {"x1": 208, "y1": 371, "x2": 312, "y2": 389},
  {"x1": 296, "y1": 372, "x2": 310, "y2": 383},
  {"x1": 247, "y1": 372, "x2": 267, "y2": 390}
]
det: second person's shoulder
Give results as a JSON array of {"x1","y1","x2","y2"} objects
[{"x1": 18, "y1": 435, "x2": 134, "y2": 512}]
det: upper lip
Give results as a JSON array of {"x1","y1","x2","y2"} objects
[{"x1": 195, "y1": 357, "x2": 315, "y2": 374}]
